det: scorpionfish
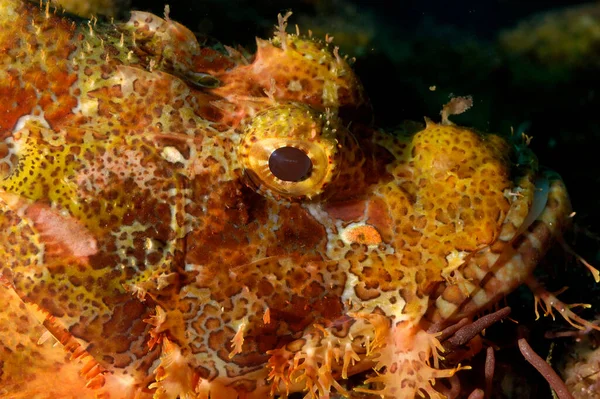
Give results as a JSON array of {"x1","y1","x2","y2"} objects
[{"x1": 0, "y1": 1, "x2": 594, "y2": 398}]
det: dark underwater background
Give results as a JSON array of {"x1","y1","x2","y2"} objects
[
  {"x1": 129, "y1": 0, "x2": 600, "y2": 258},
  {"x1": 123, "y1": 0, "x2": 600, "y2": 397}
]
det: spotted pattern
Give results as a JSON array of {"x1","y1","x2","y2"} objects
[{"x1": 0, "y1": 1, "x2": 580, "y2": 398}]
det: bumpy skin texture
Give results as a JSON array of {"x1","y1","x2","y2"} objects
[{"x1": 0, "y1": 1, "x2": 578, "y2": 398}]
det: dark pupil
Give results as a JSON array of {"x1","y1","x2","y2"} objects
[{"x1": 268, "y1": 147, "x2": 312, "y2": 182}]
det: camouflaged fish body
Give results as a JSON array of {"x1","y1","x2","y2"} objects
[{"x1": 0, "y1": 1, "x2": 584, "y2": 398}]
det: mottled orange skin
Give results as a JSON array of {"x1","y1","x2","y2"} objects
[{"x1": 0, "y1": 2, "x2": 585, "y2": 399}]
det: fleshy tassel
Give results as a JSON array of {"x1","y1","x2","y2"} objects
[
  {"x1": 527, "y1": 276, "x2": 600, "y2": 332},
  {"x1": 267, "y1": 345, "x2": 295, "y2": 397},
  {"x1": 150, "y1": 338, "x2": 196, "y2": 399},
  {"x1": 341, "y1": 342, "x2": 360, "y2": 379},
  {"x1": 354, "y1": 314, "x2": 468, "y2": 399},
  {"x1": 229, "y1": 319, "x2": 247, "y2": 358},
  {"x1": 143, "y1": 305, "x2": 168, "y2": 349},
  {"x1": 291, "y1": 341, "x2": 347, "y2": 399},
  {"x1": 267, "y1": 326, "x2": 352, "y2": 399}
]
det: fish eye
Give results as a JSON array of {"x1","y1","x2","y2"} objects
[
  {"x1": 238, "y1": 103, "x2": 340, "y2": 199},
  {"x1": 268, "y1": 146, "x2": 313, "y2": 182}
]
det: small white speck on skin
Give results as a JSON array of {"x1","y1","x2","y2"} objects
[
  {"x1": 161, "y1": 146, "x2": 185, "y2": 163},
  {"x1": 287, "y1": 80, "x2": 303, "y2": 92},
  {"x1": 144, "y1": 237, "x2": 153, "y2": 251}
]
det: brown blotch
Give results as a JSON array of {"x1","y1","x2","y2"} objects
[
  {"x1": 271, "y1": 203, "x2": 326, "y2": 256},
  {"x1": 323, "y1": 199, "x2": 366, "y2": 222},
  {"x1": 354, "y1": 283, "x2": 381, "y2": 301}
]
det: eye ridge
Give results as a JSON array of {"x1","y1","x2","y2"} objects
[
  {"x1": 237, "y1": 103, "x2": 341, "y2": 199},
  {"x1": 268, "y1": 146, "x2": 313, "y2": 182}
]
